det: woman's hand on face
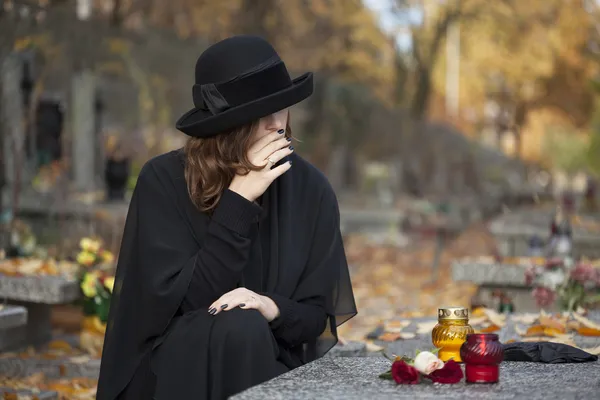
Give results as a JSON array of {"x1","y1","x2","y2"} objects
[
  {"x1": 228, "y1": 129, "x2": 293, "y2": 202},
  {"x1": 208, "y1": 287, "x2": 280, "y2": 322}
]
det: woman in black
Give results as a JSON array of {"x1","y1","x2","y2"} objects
[{"x1": 97, "y1": 35, "x2": 357, "y2": 400}]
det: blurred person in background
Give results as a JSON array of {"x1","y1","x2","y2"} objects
[
  {"x1": 104, "y1": 137, "x2": 131, "y2": 202},
  {"x1": 97, "y1": 35, "x2": 357, "y2": 400}
]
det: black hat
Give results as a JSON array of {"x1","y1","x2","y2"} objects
[{"x1": 176, "y1": 35, "x2": 313, "y2": 138}]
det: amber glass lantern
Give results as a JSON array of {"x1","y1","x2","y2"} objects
[
  {"x1": 460, "y1": 333, "x2": 504, "y2": 383},
  {"x1": 432, "y1": 306, "x2": 474, "y2": 362}
]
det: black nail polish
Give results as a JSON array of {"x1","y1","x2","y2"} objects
[
  {"x1": 239, "y1": 303, "x2": 246, "y2": 307},
  {"x1": 221, "y1": 304, "x2": 228, "y2": 309},
  {"x1": 289, "y1": 161, "x2": 293, "y2": 165},
  {"x1": 286, "y1": 137, "x2": 291, "y2": 142},
  {"x1": 278, "y1": 129, "x2": 284, "y2": 134},
  {"x1": 289, "y1": 146, "x2": 294, "y2": 150},
  {"x1": 209, "y1": 308, "x2": 216, "y2": 315}
]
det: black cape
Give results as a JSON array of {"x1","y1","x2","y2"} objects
[{"x1": 97, "y1": 150, "x2": 357, "y2": 399}]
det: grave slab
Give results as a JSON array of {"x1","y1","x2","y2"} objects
[
  {"x1": 0, "y1": 305, "x2": 27, "y2": 331},
  {"x1": 232, "y1": 356, "x2": 600, "y2": 400},
  {"x1": 489, "y1": 210, "x2": 600, "y2": 258},
  {"x1": 451, "y1": 260, "x2": 540, "y2": 312},
  {"x1": 0, "y1": 274, "x2": 80, "y2": 304},
  {"x1": 0, "y1": 274, "x2": 80, "y2": 350}
]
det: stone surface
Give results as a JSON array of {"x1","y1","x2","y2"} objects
[
  {"x1": 451, "y1": 261, "x2": 527, "y2": 286},
  {"x1": 0, "y1": 302, "x2": 53, "y2": 350},
  {"x1": 327, "y1": 341, "x2": 367, "y2": 357},
  {"x1": 232, "y1": 356, "x2": 600, "y2": 399},
  {"x1": 450, "y1": 260, "x2": 540, "y2": 311},
  {"x1": 0, "y1": 305, "x2": 27, "y2": 330},
  {"x1": 1, "y1": 53, "x2": 26, "y2": 188},
  {"x1": 489, "y1": 210, "x2": 600, "y2": 258},
  {"x1": 71, "y1": 70, "x2": 98, "y2": 191},
  {"x1": 0, "y1": 355, "x2": 101, "y2": 379},
  {"x1": 0, "y1": 388, "x2": 57, "y2": 399},
  {"x1": 0, "y1": 274, "x2": 80, "y2": 304}
]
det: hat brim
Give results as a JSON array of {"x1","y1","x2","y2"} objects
[{"x1": 176, "y1": 72, "x2": 313, "y2": 138}]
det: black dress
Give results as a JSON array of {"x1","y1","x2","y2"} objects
[{"x1": 97, "y1": 150, "x2": 357, "y2": 399}]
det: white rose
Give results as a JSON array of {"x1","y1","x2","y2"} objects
[{"x1": 413, "y1": 351, "x2": 444, "y2": 375}]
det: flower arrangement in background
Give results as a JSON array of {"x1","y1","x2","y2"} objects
[
  {"x1": 379, "y1": 350, "x2": 463, "y2": 385},
  {"x1": 525, "y1": 258, "x2": 600, "y2": 312},
  {"x1": 76, "y1": 238, "x2": 114, "y2": 268},
  {"x1": 76, "y1": 238, "x2": 116, "y2": 323}
]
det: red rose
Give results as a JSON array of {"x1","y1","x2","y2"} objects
[
  {"x1": 391, "y1": 360, "x2": 420, "y2": 384},
  {"x1": 426, "y1": 360, "x2": 463, "y2": 384}
]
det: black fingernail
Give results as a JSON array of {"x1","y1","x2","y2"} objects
[
  {"x1": 221, "y1": 304, "x2": 228, "y2": 309},
  {"x1": 209, "y1": 308, "x2": 216, "y2": 315},
  {"x1": 239, "y1": 303, "x2": 246, "y2": 307},
  {"x1": 286, "y1": 137, "x2": 291, "y2": 142},
  {"x1": 289, "y1": 146, "x2": 294, "y2": 150},
  {"x1": 289, "y1": 161, "x2": 293, "y2": 165},
  {"x1": 278, "y1": 129, "x2": 284, "y2": 134}
]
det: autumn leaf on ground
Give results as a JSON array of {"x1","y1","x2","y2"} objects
[{"x1": 577, "y1": 327, "x2": 600, "y2": 337}]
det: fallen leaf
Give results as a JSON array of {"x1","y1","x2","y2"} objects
[
  {"x1": 525, "y1": 325, "x2": 546, "y2": 336},
  {"x1": 477, "y1": 324, "x2": 501, "y2": 333},
  {"x1": 365, "y1": 341, "x2": 385, "y2": 352},
  {"x1": 398, "y1": 332, "x2": 416, "y2": 339},
  {"x1": 378, "y1": 332, "x2": 404, "y2": 342},
  {"x1": 577, "y1": 327, "x2": 600, "y2": 337},
  {"x1": 539, "y1": 315, "x2": 566, "y2": 333},
  {"x1": 512, "y1": 313, "x2": 539, "y2": 325},
  {"x1": 69, "y1": 355, "x2": 92, "y2": 364},
  {"x1": 483, "y1": 309, "x2": 506, "y2": 327},
  {"x1": 384, "y1": 320, "x2": 411, "y2": 333},
  {"x1": 416, "y1": 321, "x2": 437, "y2": 335},
  {"x1": 571, "y1": 313, "x2": 600, "y2": 331},
  {"x1": 468, "y1": 316, "x2": 488, "y2": 326},
  {"x1": 48, "y1": 340, "x2": 73, "y2": 351}
]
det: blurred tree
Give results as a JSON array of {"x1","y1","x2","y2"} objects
[{"x1": 439, "y1": 0, "x2": 600, "y2": 160}]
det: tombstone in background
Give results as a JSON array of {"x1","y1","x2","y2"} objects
[
  {"x1": 71, "y1": 70, "x2": 97, "y2": 192},
  {"x1": 1, "y1": 54, "x2": 26, "y2": 194}
]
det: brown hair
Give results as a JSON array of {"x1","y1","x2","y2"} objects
[{"x1": 184, "y1": 120, "x2": 293, "y2": 213}]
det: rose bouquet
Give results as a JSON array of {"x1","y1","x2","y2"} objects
[
  {"x1": 525, "y1": 258, "x2": 600, "y2": 312},
  {"x1": 379, "y1": 349, "x2": 463, "y2": 385}
]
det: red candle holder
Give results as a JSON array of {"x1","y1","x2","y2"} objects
[{"x1": 459, "y1": 333, "x2": 503, "y2": 383}]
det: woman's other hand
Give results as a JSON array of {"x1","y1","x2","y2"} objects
[
  {"x1": 208, "y1": 287, "x2": 280, "y2": 322},
  {"x1": 228, "y1": 129, "x2": 293, "y2": 202}
]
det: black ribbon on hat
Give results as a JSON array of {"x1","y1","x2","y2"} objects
[{"x1": 193, "y1": 56, "x2": 293, "y2": 115}]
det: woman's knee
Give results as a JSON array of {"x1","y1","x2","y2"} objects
[{"x1": 212, "y1": 308, "x2": 273, "y2": 350}]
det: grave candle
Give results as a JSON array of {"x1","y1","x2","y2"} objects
[
  {"x1": 432, "y1": 306, "x2": 474, "y2": 362},
  {"x1": 460, "y1": 333, "x2": 504, "y2": 383}
]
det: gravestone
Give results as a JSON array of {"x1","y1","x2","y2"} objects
[
  {"x1": 0, "y1": 305, "x2": 27, "y2": 332},
  {"x1": 489, "y1": 209, "x2": 600, "y2": 259},
  {"x1": 0, "y1": 54, "x2": 26, "y2": 191},
  {"x1": 451, "y1": 259, "x2": 540, "y2": 312},
  {"x1": 71, "y1": 70, "x2": 97, "y2": 192},
  {"x1": 0, "y1": 274, "x2": 80, "y2": 350}
]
